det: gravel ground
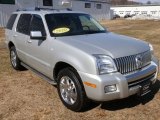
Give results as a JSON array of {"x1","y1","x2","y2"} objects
[{"x1": 0, "y1": 20, "x2": 160, "y2": 120}]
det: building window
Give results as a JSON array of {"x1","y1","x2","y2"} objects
[
  {"x1": 134, "y1": 11, "x2": 140, "y2": 14},
  {"x1": 85, "y1": 3, "x2": 91, "y2": 8},
  {"x1": 126, "y1": 11, "x2": 131, "y2": 14},
  {"x1": 43, "y1": 0, "x2": 53, "y2": 6},
  {"x1": 96, "y1": 4, "x2": 102, "y2": 9},
  {"x1": 141, "y1": 11, "x2": 147, "y2": 15},
  {"x1": 151, "y1": 11, "x2": 157, "y2": 14},
  {"x1": 119, "y1": 11, "x2": 124, "y2": 14},
  {"x1": 0, "y1": 0, "x2": 15, "y2": 4}
]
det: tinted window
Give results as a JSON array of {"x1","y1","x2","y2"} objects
[
  {"x1": 17, "y1": 14, "x2": 32, "y2": 35},
  {"x1": 85, "y1": 3, "x2": 91, "y2": 8},
  {"x1": 45, "y1": 13, "x2": 106, "y2": 37},
  {"x1": 30, "y1": 15, "x2": 46, "y2": 36},
  {"x1": 96, "y1": 4, "x2": 102, "y2": 9},
  {"x1": 6, "y1": 14, "x2": 17, "y2": 30},
  {"x1": 0, "y1": 0, "x2": 15, "y2": 4},
  {"x1": 43, "y1": 0, "x2": 52, "y2": 6}
]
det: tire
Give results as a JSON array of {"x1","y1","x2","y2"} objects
[
  {"x1": 10, "y1": 46, "x2": 26, "y2": 71},
  {"x1": 57, "y1": 67, "x2": 88, "y2": 112}
]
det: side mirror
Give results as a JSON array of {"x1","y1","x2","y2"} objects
[{"x1": 30, "y1": 31, "x2": 46, "y2": 40}]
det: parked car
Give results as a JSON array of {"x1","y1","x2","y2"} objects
[
  {"x1": 113, "y1": 14, "x2": 120, "y2": 19},
  {"x1": 124, "y1": 14, "x2": 132, "y2": 18},
  {"x1": 5, "y1": 8, "x2": 159, "y2": 112}
]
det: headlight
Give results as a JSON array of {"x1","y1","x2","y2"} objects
[
  {"x1": 149, "y1": 44, "x2": 154, "y2": 53},
  {"x1": 93, "y1": 55, "x2": 117, "y2": 74}
]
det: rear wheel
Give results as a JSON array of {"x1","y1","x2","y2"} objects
[
  {"x1": 10, "y1": 46, "x2": 26, "y2": 70},
  {"x1": 57, "y1": 68, "x2": 88, "y2": 112}
]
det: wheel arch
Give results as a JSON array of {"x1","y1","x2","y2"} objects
[
  {"x1": 53, "y1": 61, "x2": 77, "y2": 80},
  {"x1": 53, "y1": 61, "x2": 86, "y2": 92},
  {"x1": 8, "y1": 41, "x2": 15, "y2": 50}
]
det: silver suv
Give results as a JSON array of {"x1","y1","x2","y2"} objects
[{"x1": 5, "y1": 9, "x2": 159, "y2": 111}]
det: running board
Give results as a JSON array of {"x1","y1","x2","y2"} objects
[{"x1": 21, "y1": 62, "x2": 57, "y2": 85}]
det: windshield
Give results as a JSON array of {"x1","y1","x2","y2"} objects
[{"x1": 45, "y1": 13, "x2": 106, "y2": 37}]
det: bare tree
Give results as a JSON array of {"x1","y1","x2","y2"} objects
[
  {"x1": 110, "y1": 0, "x2": 141, "y2": 5},
  {"x1": 147, "y1": 1, "x2": 151, "y2": 4},
  {"x1": 120, "y1": 0, "x2": 128, "y2": 5}
]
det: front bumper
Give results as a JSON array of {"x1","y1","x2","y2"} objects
[{"x1": 78, "y1": 58, "x2": 159, "y2": 101}]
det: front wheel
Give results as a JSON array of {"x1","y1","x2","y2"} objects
[{"x1": 57, "y1": 68, "x2": 88, "y2": 112}]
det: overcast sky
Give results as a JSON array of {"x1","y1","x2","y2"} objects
[{"x1": 131, "y1": 0, "x2": 160, "y2": 3}]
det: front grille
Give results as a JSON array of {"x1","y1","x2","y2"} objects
[{"x1": 114, "y1": 51, "x2": 151, "y2": 74}]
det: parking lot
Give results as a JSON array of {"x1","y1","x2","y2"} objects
[{"x1": 0, "y1": 20, "x2": 160, "y2": 120}]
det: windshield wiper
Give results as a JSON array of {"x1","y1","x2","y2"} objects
[{"x1": 83, "y1": 30, "x2": 106, "y2": 34}]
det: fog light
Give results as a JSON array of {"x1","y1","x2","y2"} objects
[{"x1": 104, "y1": 85, "x2": 117, "y2": 93}]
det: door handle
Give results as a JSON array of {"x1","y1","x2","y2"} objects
[
  {"x1": 27, "y1": 39, "x2": 32, "y2": 43},
  {"x1": 13, "y1": 35, "x2": 17, "y2": 37}
]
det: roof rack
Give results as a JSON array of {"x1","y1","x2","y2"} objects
[
  {"x1": 35, "y1": 7, "x2": 56, "y2": 11},
  {"x1": 35, "y1": 7, "x2": 72, "y2": 11},
  {"x1": 16, "y1": 7, "x2": 72, "y2": 12},
  {"x1": 16, "y1": 8, "x2": 27, "y2": 11}
]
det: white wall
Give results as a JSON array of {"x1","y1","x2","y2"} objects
[
  {"x1": 72, "y1": 1, "x2": 111, "y2": 20},
  {"x1": 16, "y1": 0, "x2": 37, "y2": 9},
  {"x1": 0, "y1": 0, "x2": 111, "y2": 27},
  {"x1": 111, "y1": 6, "x2": 160, "y2": 18},
  {"x1": 0, "y1": 4, "x2": 17, "y2": 27}
]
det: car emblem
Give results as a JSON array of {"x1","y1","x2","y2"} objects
[{"x1": 135, "y1": 55, "x2": 143, "y2": 69}]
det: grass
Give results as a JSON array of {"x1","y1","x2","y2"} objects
[{"x1": 0, "y1": 20, "x2": 160, "y2": 120}]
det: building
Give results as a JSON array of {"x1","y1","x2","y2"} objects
[
  {"x1": 0, "y1": 0, "x2": 111, "y2": 27},
  {"x1": 111, "y1": 5, "x2": 160, "y2": 19},
  {"x1": 72, "y1": 0, "x2": 111, "y2": 21}
]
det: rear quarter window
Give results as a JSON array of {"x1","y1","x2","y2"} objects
[{"x1": 6, "y1": 14, "x2": 17, "y2": 30}]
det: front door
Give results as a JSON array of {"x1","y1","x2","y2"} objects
[{"x1": 25, "y1": 14, "x2": 51, "y2": 77}]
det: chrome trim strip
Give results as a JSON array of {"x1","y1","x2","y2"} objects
[
  {"x1": 128, "y1": 73, "x2": 155, "y2": 87},
  {"x1": 125, "y1": 64, "x2": 156, "y2": 83}
]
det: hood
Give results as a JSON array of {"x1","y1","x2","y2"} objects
[{"x1": 57, "y1": 32, "x2": 150, "y2": 58}]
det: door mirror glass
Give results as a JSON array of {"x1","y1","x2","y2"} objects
[{"x1": 30, "y1": 31, "x2": 46, "y2": 40}]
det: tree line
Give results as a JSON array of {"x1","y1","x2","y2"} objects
[{"x1": 110, "y1": 0, "x2": 152, "y2": 5}]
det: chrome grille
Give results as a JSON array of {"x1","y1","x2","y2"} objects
[{"x1": 114, "y1": 51, "x2": 151, "y2": 74}]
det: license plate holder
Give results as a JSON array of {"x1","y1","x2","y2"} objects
[{"x1": 139, "y1": 81, "x2": 151, "y2": 96}]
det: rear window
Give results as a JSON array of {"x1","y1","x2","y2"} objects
[{"x1": 6, "y1": 14, "x2": 17, "y2": 30}]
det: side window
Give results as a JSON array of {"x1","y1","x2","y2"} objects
[
  {"x1": 17, "y1": 14, "x2": 32, "y2": 35},
  {"x1": 30, "y1": 15, "x2": 46, "y2": 36},
  {"x1": 6, "y1": 14, "x2": 17, "y2": 30}
]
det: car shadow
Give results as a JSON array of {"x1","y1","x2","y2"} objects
[{"x1": 100, "y1": 79, "x2": 160, "y2": 111}]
